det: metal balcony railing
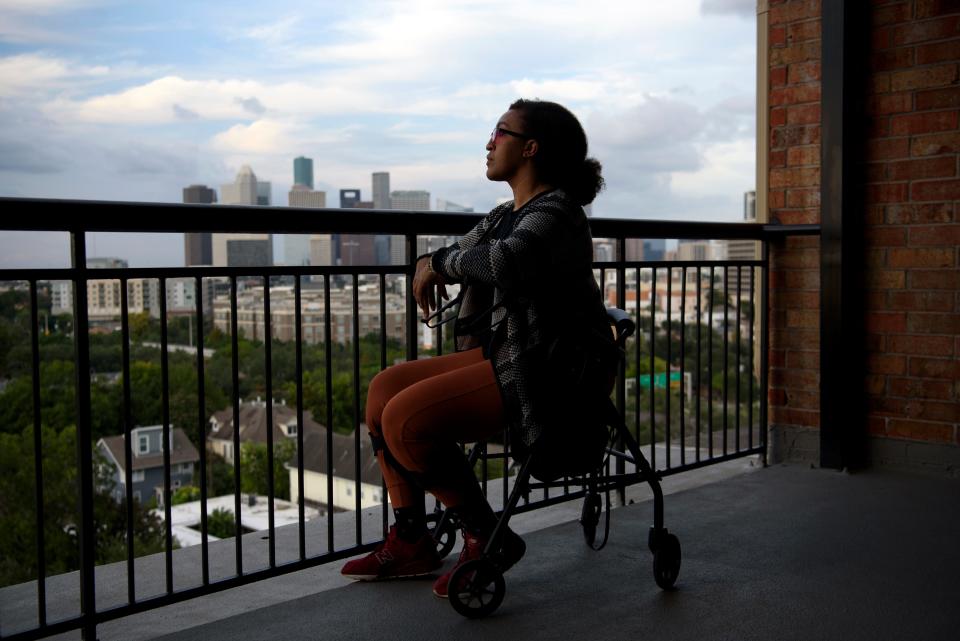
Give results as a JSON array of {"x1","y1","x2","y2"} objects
[{"x1": 0, "y1": 197, "x2": 818, "y2": 640}]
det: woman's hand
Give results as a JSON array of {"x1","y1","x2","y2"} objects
[{"x1": 413, "y1": 255, "x2": 448, "y2": 319}]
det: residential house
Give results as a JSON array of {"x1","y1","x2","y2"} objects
[{"x1": 97, "y1": 425, "x2": 200, "y2": 505}]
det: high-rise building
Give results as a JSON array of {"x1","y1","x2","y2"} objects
[
  {"x1": 182, "y1": 185, "x2": 216, "y2": 266},
  {"x1": 724, "y1": 189, "x2": 760, "y2": 294},
  {"x1": 389, "y1": 190, "x2": 430, "y2": 264},
  {"x1": 310, "y1": 235, "x2": 334, "y2": 266},
  {"x1": 285, "y1": 185, "x2": 327, "y2": 266},
  {"x1": 644, "y1": 239, "x2": 666, "y2": 261},
  {"x1": 340, "y1": 189, "x2": 361, "y2": 209},
  {"x1": 220, "y1": 165, "x2": 258, "y2": 205},
  {"x1": 294, "y1": 157, "x2": 314, "y2": 189},
  {"x1": 216, "y1": 166, "x2": 272, "y2": 266},
  {"x1": 288, "y1": 184, "x2": 326, "y2": 208},
  {"x1": 372, "y1": 172, "x2": 390, "y2": 209},
  {"x1": 744, "y1": 190, "x2": 757, "y2": 221},
  {"x1": 389, "y1": 190, "x2": 430, "y2": 210},
  {"x1": 256, "y1": 181, "x2": 271, "y2": 206},
  {"x1": 437, "y1": 199, "x2": 474, "y2": 213}
]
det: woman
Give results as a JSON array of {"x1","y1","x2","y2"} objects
[{"x1": 341, "y1": 99, "x2": 611, "y2": 598}]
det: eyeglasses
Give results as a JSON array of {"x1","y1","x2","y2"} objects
[{"x1": 489, "y1": 127, "x2": 529, "y2": 144}]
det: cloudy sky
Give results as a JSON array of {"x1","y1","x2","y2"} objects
[{"x1": 0, "y1": 0, "x2": 757, "y2": 267}]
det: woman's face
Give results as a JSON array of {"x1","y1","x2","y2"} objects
[{"x1": 485, "y1": 109, "x2": 529, "y2": 182}]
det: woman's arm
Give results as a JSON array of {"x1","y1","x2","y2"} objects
[{"x1": 431, "y1": 198, "x2": 574, "y2": 291}]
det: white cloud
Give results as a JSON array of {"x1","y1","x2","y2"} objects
[{"x1": 0, "y1": 53, "x2": 108, "y2": 95}]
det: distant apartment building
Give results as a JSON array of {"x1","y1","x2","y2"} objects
[
  {"x1": 293, "y1": 156, "x2": 314, "y2": 189},
  {"x1": 183, "y1": 185, "x2": 216, "y2": 266},
  {"x1": 97, "y1": 425, "x2": 200, "y2": 505},
  {"x1": 165, "y1": 277, "x2": 216, "y2": 316},
  {"x1": 212, "y1": 284, "x2": 406, "y2": 345},
  {"x1": 675, "y1": 239, "x2": 720, "y2": 262},
  {"x1": 215, "y1": 166, "x2": 273, "y2": 267}
]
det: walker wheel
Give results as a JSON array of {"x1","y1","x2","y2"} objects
[
  {"x1": 426, "y1": 512, "x2": 457, "y2": 559},
  {"x1": 448, "y1": 559, "x2": 505, "y2": 619},
  {"x1": 652, "y1": 533, "x2": 681, "y2": 590},
  {"x1": 580, "y1": 491, "x2": 602, "y2": 548}
]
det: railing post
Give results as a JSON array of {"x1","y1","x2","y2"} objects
[
  {"x1": 405, "y1": 233, "x2": 418, "y2": 361},
  {"x1": 70, "y1": 230, "x2": 98, "y2": 641},
  {"x1": 615, "y1": 237, "x2": 626, "y2": 506}
]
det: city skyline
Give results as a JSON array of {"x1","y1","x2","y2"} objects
[{"x1": 0, "y1": 1, "x2": 757, "y2": 268}]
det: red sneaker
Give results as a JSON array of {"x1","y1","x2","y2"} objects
[
  {"x1": 341, "y1": 526, "x2": 441, "y2": 581},
  {"x1": 432, "y1": 528, "x2": 525, "y2": 598}
]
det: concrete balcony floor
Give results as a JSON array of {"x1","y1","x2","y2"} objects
[{"x1": 23, "y1": 460, "x2": 959, "y2": 641}]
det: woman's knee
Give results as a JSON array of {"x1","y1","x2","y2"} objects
[
  {"x1": 381, "y1": 400, "x2": 429, "y2": 473},
  {"x1": 365, "y1": 369, "x2": 394, "y2": 434}
]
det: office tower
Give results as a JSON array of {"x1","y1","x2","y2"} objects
[
  {"x1": 220, "y1": 165, "x2": 259, "y2": 205},
  {"x1": 285, "y1": 185, "x2": 327, "y2": 266},
  {"x1": 389, "y1": 190, "x2": 429, "y2": 264},
  {"x1": 215, "y1": 166, "x2": 272, "y2": 266},
  {"x1": 436, "y1": 199, "x2": 474, "y2": 213},
  {"x1": 625, "y1": 239, "x2": 644, "y2": 261},
  {"x1": 256, "y1": 181, "x2": 271, "y2": 206},
  {"x1": 288, "y1": 184, "x2": 326, "y2": 208},
  {"x1": 338, "y1": 235, "x2": 376, "y2": 266},
  {"x1": 310, "y1": 235, "x2": 334, "y2": 266},
  {"x1": 372, "y1": 172, "x2": 390, "y2": 209},
  {"x1": 724, "y1": 189, "x2": 760, "y2": 293},
  {"x1": 643, "y1": 239, "x2": 666, "y2": 261},
  {"x1": 744, "y1": 190, "x2": 757, "y2": 221},
  {"x1": 294, "y1": 156, "x2": 314, "y2": 189},
  {"x1": 354, "y1": 200, "x2": 374, "y2": 208},
  {"x1": 389, "y1": 190, "x2": 430, "y2": 210},
  {"x1": 675, "y1": 240, "x2": 717, "y2": 262},
  {"x1": 340, "y1": 189, "x2": 361, "y2": 209},
  {"x1": 183, "y1": 185, "x2": 216, "y2": 266}
]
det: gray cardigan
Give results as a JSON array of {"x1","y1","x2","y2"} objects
[{"x1": 430, "y1": 189, "x2": 610, "y2": 447}]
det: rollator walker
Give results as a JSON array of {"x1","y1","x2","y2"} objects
[{"x1": 424, "y1": 307, "x2": 682, "y2": 618}]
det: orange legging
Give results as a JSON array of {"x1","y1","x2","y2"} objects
[{"x1": 366, "y1": 348, "x2": 504, "y2": 508}]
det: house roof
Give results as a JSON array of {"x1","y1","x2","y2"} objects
[
  {"x1": 300, "y1": 425, "x2": 380, "y2": 486},
  {"x1": 209, "y1": 401, "x2": 379, "y2": 485},
  {"x1": 209, "y1": 402, "x2": 321, "y2": 444},
  {"x1": 99, "y1": 428, "x2": 200, "y2": 473}
]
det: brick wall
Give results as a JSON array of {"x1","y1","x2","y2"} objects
[
  {"x1": 768, "y1": 0, "x2": 823, "y2": 460},
  {"x1": 767, "y1": 0, "x2": 960, "y2": 469}
]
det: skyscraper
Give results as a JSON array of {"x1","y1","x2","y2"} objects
[
  {"x1": 372, "y1": 172, "x2": 390, "y2": 209},
  {"x1": 436, "y1": 199, "x2": 474, "y2": 212},
  {"x1": 340, "y1": 189, "x2": 361, "y2": 208},
  {"x1": 389, "y1": 190, "x2": 430, "y2": 210},
  {"x1": 182, "y1": 185, "x2": 216, "y2": 266},
  {"x1": 285, "y1": 185, "x2": 327, "y2": 266},
  {"x1": 294, "y1": 156, "x2": 314, "y2": 189},
  {"x1": 215, "y1": 166, "x2": 272, "y2": 266},
  {"x1": 220, "y1": 165, "x2": 258, "y2": 205}
]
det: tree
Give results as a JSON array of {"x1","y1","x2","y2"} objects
[
  {"x1": 207, "y1": 507, "x2": 236, "y2": 539},
  {"x1": 0, "y1": 424, "x2": 170, "y2": 588},
  {"x1": 239, "y1": 440, "x2": 297, "y2": 501}
]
